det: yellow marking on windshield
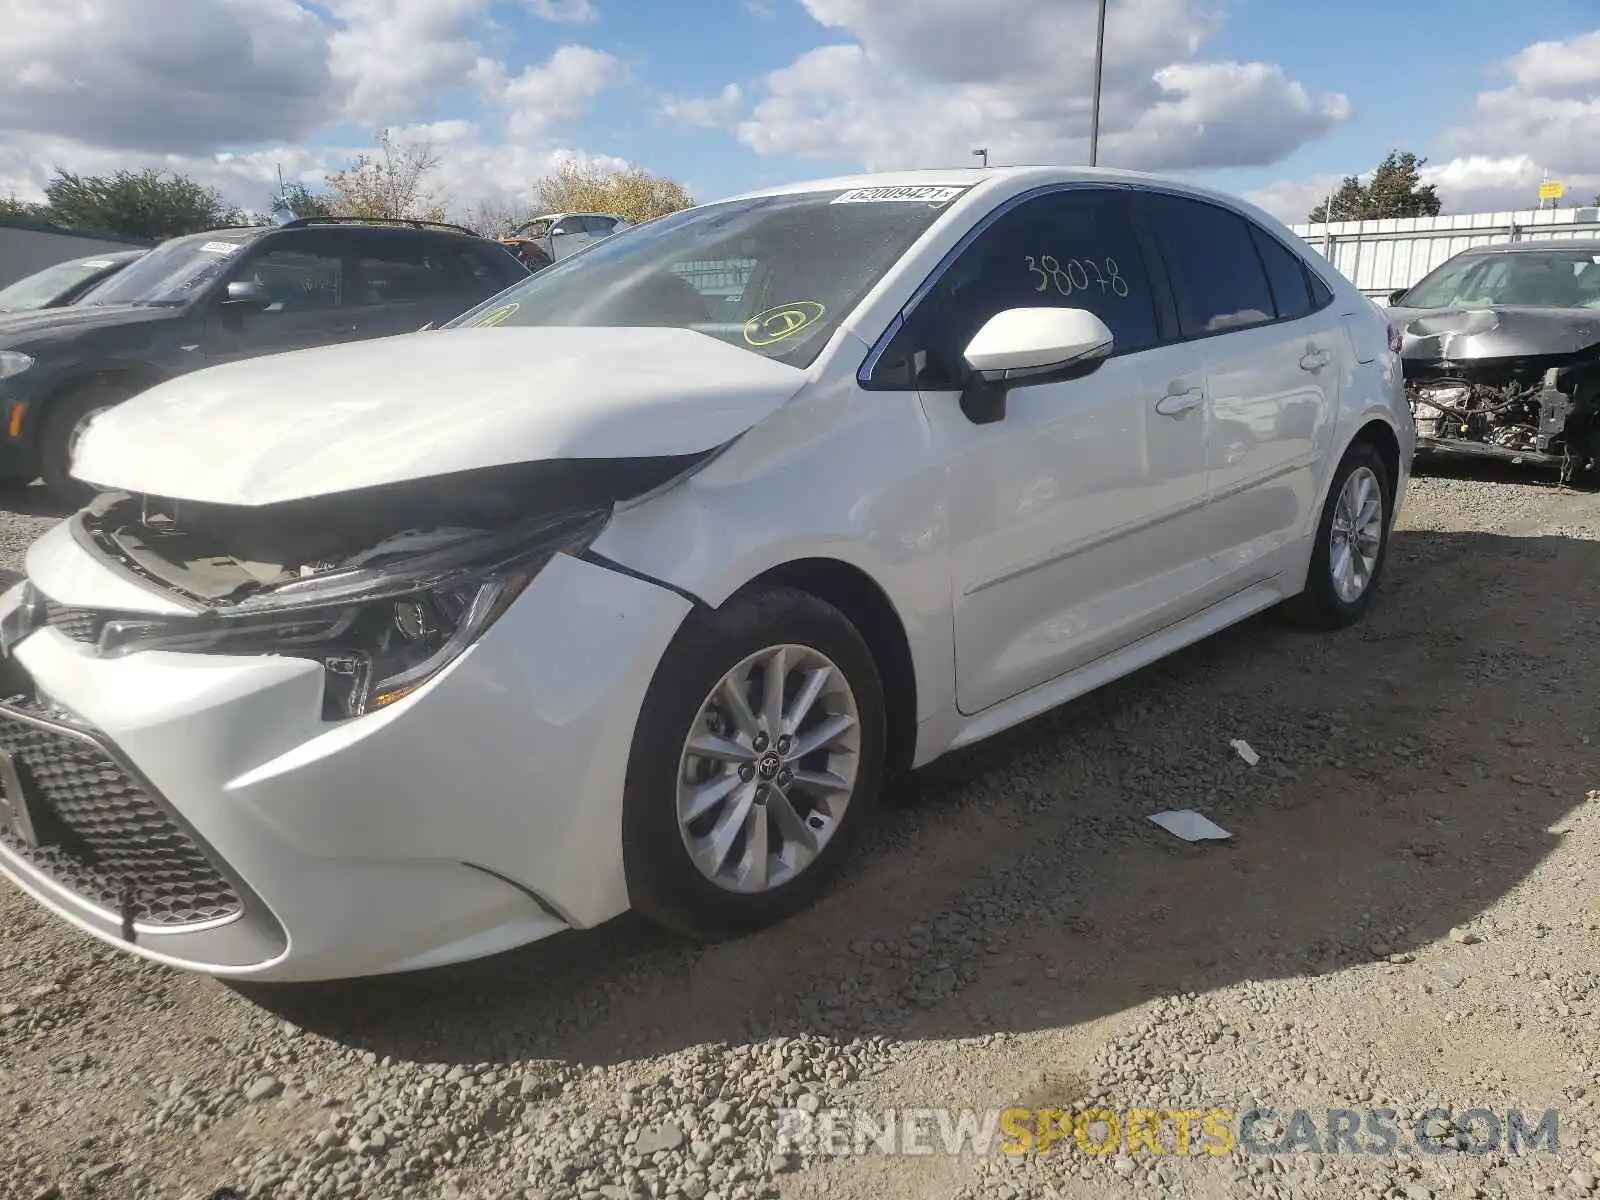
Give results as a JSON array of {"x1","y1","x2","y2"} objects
[
  {"x1": 743, "y1": 301, "x2": 825, "y2": 347},
  {"x1": 471, "y1": 302, "x2": 520, "y2": 328}
]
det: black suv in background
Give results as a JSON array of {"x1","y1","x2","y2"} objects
[{"x1": 0, "y1": 217, "x2": 529, "y2": 499}]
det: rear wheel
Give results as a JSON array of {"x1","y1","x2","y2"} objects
[
  {"x1": 622, "y1": 587, "x2": 885, "y2": 937},
  {"x1": 1280, "y1": 438, "x2": 1393, "y2": 630},
  {"x1": 40, "y1": 382, "x2": 130, "y2": 505}
]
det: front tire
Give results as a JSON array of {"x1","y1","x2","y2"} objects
[
  {"x1": 622, "y1": 586, "x2": 886, "y2": 938},
  {"x1": 1281, "y1": 438, "x2": 1394, "y2": 630},
  {"x1": 40, "y1": 382, "x2": 128, "y2": 505}
]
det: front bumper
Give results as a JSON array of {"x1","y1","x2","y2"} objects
[{"x1": 0, "y1": 547, "x2": 693, "y2": 981}]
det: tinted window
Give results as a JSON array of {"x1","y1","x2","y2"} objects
[
  {"x1": 238, "y1": 243, "x2": 343, "y2": 310},
  {"x1": 550, "y1": 216, "x2": 585, "y2": 235},
  {"x1": 1144, "y1": 195, "x2": 1276, "y2": 337},
  {"x1": 872, "y1": 189, "x2": 1159, "y2": 389},
  {"x1": 352, "y1": 234, "x2": 455, "y2": 304},
  {"x1": 582, "y1": 216, "x2": 618, "y2": 235},
  {"x1": 453, "y1": 243, "x2": 525, "y2": 296},
  {"x1": 1250, "y1": 226, "x2": 1313, "y2": 320}
]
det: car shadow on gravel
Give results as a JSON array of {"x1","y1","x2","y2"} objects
[
  {"x1": 0, "y1": 481, "x2": 74, "y2": 520},
  {"x1": 239, "y1": 526, "x2": 1597, "y2": 1075}
]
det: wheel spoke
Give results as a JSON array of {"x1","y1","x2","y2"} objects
[
  {"x1": 787, "y1": 712, "x2": 856, "y2": 761},
  {"x1": 767, "y1": 786, "x2": 819, "y2": 861},
  {"x1": 687, "y1": 732, "x2": 754, "y2": 764},
  {"x1": 736, "y1": 800, "x2": 771, "y2": 891},
  {"x1": 717, "y1": 671, "x2": 761, "y2": 740},
  {"x1": 782, "y1": 666, "x2": 832, "y2": 736},
  {"x1": 760, "y1": 646, "x2": 788, "y2": 736},
  {"x1": 700, "y1": 781, "x2": 757, "y2": 876},
  {"x1": 682, "y1": 771, "x2": 743, "y2": 824},
  {"x1": 789, "y1": 767, "x2": 850, "y2": 795}
]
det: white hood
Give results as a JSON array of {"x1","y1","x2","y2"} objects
[{"x1": 72, "y1": 327, "x2": 808, "y2": 506}]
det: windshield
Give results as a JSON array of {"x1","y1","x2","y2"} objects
[
  {"x1": 0, "y1": 255, "x2": 129, "y2": 311},
  {"x1": 447, "y1": 186, "x2": 969, "y2": 366},
  {"x1": 82, "y1": 231, "x2": 259, "y2": 307},
  {"x1": 1401, "y1": 248, "x2": 1600, "y2": 310},
  {"x1": 513, "y1": 219, "x2": 553, "y2": 238}
]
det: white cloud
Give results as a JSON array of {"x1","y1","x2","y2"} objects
[
  {"x1": 496, "y1": 44, "x2": 623, "y2": 140},
  {"x1": 655, "y1": 84, "x2": 744, "y2": 130},
  {"x1": 327, "y1": 0, "x2": 492, "y2": 124},
  {"x1": 0, "y1": 0, "x2": 335, "y2": 154},
  {"x1": 725, "y1": 0, "x2": 1347, "y2": 172},
  {"x1": 1243, "y1": 175, "x2": 1349, "y2": 224},
  {"x1": 525, "y1": 0, "x2": 598, "y2": 22},
  {"x1": 0, "y1": 0, "x2": 632, "y2": 222},
  {"x1": 1252, "y1": 28, "x2": 1600, "y2": 221}
]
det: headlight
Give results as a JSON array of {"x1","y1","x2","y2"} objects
[
  {"x1": 94, "y1": 509, "x2": 608, "y2": 720},
  {"x1": 0, "y1": 350, "x2": 34, "y2": 380}
]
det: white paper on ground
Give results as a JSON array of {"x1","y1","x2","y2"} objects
[
  {"x1": 1230, "y1": 738, "x2": 1260, "y2": 766},
  {"x1": 1148, "y1": 810, "x2": 1233, "y2": 842}
]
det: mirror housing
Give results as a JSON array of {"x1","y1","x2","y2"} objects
[
  {"x1": 222, "y1": 279, "x2": 271, "y2": 310},
  {"x1": 1386, "y1": 288, "x2": 1408, "y2": 307},
  {"x1": 958, "y1": 307, "x2": 1115, "y2": 424}
]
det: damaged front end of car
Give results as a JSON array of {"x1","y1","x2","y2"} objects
[
  {"x1": 3, "y1": 454, "x2": 712, "y2": 720},
  {"x1": 1397, "y1": 308, "x2": 1600, "y2": 482}
]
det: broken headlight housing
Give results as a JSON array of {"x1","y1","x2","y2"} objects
[{"x1": 93, "y1": 509, "x2": 610, "y2": 720}]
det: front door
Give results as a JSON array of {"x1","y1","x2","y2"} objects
[
  {"x1": 203, "y1": 231, "x2": 355, "y2": 365},
  {"x1": 884, "y1": 187, "x2": 1215, "y2": 714}
]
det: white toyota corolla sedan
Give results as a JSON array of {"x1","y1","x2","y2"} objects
[{"x1": 0, "y1": 168, "x2": 1412, "y2": 981}]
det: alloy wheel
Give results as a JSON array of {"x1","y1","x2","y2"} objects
[
  {"x1": 1329, "y1": 464, "x2": 1384, "y2": 603},
  {"x1": 676, "y1": 643, "x2": 861, "y2": 894}
]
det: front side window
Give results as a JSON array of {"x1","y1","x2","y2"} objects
[
  {"x1": 583, "y1": 216, "x2": 618, "y2": 235},
  {"x1": 1400, "y1": 249, "x2": 1600, "y2": 309},
  {"x1": 871, "y1": 189, "x2": 1161, "y2": 389},
  {"x1": 234, "y1": 240, "x2": 344, "y2": 311},
  {"x1": 80, "y1": 230, "x2": 259, "y2": 307},
  {"x1": 1143, "y1": 194, "x2": 1276, "y2": 337},
  {"x1": 445, "y1": 188, "x2": 965, "y2": 368}
]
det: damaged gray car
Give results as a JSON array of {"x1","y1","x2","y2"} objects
[{"x1": 1387, "y1": 240, "x2": 1600, "y2": 483}]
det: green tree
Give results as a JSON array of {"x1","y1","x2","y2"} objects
[
  {"x1": 1308, "y1": 150, "x2": 1442, "y2": 223},
  {"x1": 324, "y1": 129, "x2": 448, "y2": 221},
  {"x1": 531, "y1": 162, "x2": 694, "y2": 224},
  {"x1": 0, "y1": 194, "x2": 51, "y2": 224},
  {"x1": 273, "y1": 182, "x2": 336, "y2": 220},
  {"x1": 43, "y1": 168, "x2": 239, "y2": 238}
]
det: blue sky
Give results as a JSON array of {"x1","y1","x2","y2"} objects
[{"x1": 2, "y1": 0, "x2": 1598, "y2": 223}]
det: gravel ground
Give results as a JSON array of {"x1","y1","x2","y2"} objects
[{"x1": 3, "y1": 463, "x2": 1600, "y2": 1200}]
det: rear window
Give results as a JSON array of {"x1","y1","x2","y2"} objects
[
  {"x1": 1143, "y1": 194, "x2": 1276, "y2": 336},
  {"x1": 1250, "y1": 226, "x2": 1315, "y2": 321}
]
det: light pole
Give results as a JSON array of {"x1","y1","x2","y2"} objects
[
  {"x1": 973, "y1": 148, "x2": 988, "y2": 168},
  {"x1": 1088, "y1": 0, "x2": 1108, "y2": 166}
]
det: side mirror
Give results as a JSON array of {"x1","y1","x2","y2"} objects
[
  {"x1": 958, "y1": 307, "x2": 1114, "y2": 424},
  {"x1": 1387, "y1": 288, "x2": 1408, "y2": 307},
  {"x1": 222, "y1": 279, "x2": 271, "y2": 310}
]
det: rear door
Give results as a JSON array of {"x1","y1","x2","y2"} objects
[
  {"x1": 347, "y1": 230, "x2": 480, "y2": 337},
  {"x1": 202, "y1": 230, "x2": 355, "y2": 365},
  {"x1": 1137, "y1": 192, "x2": 1341, "y2": 587}
]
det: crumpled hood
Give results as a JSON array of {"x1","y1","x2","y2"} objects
[
  {"x1": 1391, "y1": 305, "x2": 1600, "y2": 361},
  {"x1": 0, "y1": 303, "x2": 170, "y2": 349},
  {"x1": 72, "y1": 326, "x2": 808, "y2": 506}
]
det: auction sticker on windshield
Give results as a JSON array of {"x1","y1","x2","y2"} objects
[{"x1": 831, "y1": 185, "x2": 968, "y2": 205}]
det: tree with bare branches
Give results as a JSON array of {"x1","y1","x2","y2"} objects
[{"x1": 324, "y1": 129, "x2": 448, "y2": 222}]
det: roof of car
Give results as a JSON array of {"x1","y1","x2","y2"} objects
[
  {"x1": 1453, "y1": 239, "x2": 1600, "y2": 255},
  {"x1": 717, "y1": 165, "x2": 1279, "y2": 216}
]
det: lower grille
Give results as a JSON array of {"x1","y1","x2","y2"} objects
[
  {"x1": 0, "y1": 705, "x2": 241, "y2": 928},
  {"x1": 41, "y1": 597, "x2": 105, "y2": 644}
]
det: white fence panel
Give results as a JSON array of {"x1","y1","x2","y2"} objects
[{"x1": 1288, "y1": 207, "x2": 1600, "y2": 297}]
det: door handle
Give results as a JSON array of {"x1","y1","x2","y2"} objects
[
  {"x1": 1155, "y1": 387, "x2": 1204, "y2": 417},
  {"x1": 1300, "y1": 348, "x2": 1331, "y2": 372}
]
